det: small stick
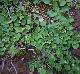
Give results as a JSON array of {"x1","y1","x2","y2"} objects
[
  {"x1": 7, "y1": 67, "x2": 11, "y2": 72},
  {"x1": 1, "y1": 58, "x2": 5, "y2": 70},
  {"x1": 11, "y1": 61, "x2": 18, "y2": 74},
  {"x1": 7, "y1": 7, "x2": 12, "y2": 20}
]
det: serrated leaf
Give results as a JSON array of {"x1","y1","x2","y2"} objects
[
  {"x1": 33, "y1": 0, "x2": 40, "y2": 4},
  {"x1": 15, "y1": 33, "x2": 21, "y2": 41},
  {"x1": 9, "y1": 46, "x2": 17, "y2": 56},
  {"x1": 54, "y1": 36, "x2": 60, "y2": 44},
  {"x1": 11, "y1": 14, "x2": 17, "y2": 21},
  {"x1": 66, "y1": 0, "x2": 72, "y2": 2},
  {"x1": 39, "y1": 16, "x2": 44, "y2": 22},
  {"x1": 20, "y1": 15, "x2": 24, "y2": 20},
  {"x1": 15, "y1": 27, "x2": 24, "y2": 33},
  {"x1": 51, "y1": 43, "x2": 57, "y2": 49}
]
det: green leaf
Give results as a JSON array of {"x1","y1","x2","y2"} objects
[
  {"x1": 26, "y1": 25, "x2": 31, "y2": 30},
  {"x1": 39, "y1": 68, "x2": 46, "y2": 74},
  {"x1": 47, "y1": 10, "x2": 57, "y2": 17},
  {"x1": 40, "y1": 20, "x2": 46, "y2": 26},
  {"x1": 27, "y1": 16, "x2": 31, "y2": 24},
  {"x1": 59, "y1": 0, "x2": 66, "y2": 6},
  {"x1": 41, "y1": 0, "x2": 50, "y2": 4},
  {"x1": 55, "y1": 64, "x2": 62, "y2": 71},
  {"x1": 9, "y1": 46, "x2": 17, "y2": 56},
  {"x1": 72, "y1": 43, "x2": 79, "y2": 49},
  {"x1": 14, "y1": 23, "x2": 20, "y2": 27}
]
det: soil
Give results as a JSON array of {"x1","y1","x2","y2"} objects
[
  {"x1": 69, "y1": 6, "x2": 80, "y2": 31},
  {"x1": 0, "y1": 55, "x2": 30, "y2": 74},
  {"x1": 69, "y1": 5, "x2": 80, "y2": 59},
  {"x1": 28, "y1": 2, "x2": 52, "y2": 23},
  {"x1": 0, "y1": 43, "x2": 38, "y2": 74},
  {"x1": 71, "y1": 49, "x2": 80, "y2": 59}
]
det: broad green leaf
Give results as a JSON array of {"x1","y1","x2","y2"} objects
[
  {"x1": 39, "y1": 68, "x2": 46, "y2": 74},
  {"x1": 15, "y1": 33, "x2": 21, "y2": 41},
  {"x1": 15, "y1": 27, "x2": 25, "y2": 33},
  {"x1": 9, "y1": 46, "x2": 17, "y2": 56},
  {"x1": 47, "y1": 10, "x2": 57, "y2": 17},
  {"x1": 40, "y1": 20, "x2": 46, "y2": 26},
  {"x1": 51, "y1": 43, "x2": 57, "y2": 49},
  {"x1": 55, "y1": 64, "x2": 62, "y2": 71},
  {"x1": 72, "y1": 43, "x2": 79, "y2": 49},
  {"x1": 68, "y1": 17, "x2": 74, "y2": 23},
  {"x1": 27, "y1": 16, "x2": 31, "y2": 24},
  {"x1": 14, "y1": 23, "x2": 20, "y2": 27},
  {"x1": 67, "y1": 26, "x2": 73, "y2": 30},
  {"x1": 59, "y1": 0, "x2": 66, "y2": 6},
  {"x1": 26, "y1": 25, "x2": 31, "y2": 30},
  {"x1": 11, "y1": 14, "x2": 17, "y2": 21},
  {"x1": 33, "y1": 0, "x2": 40, "y2": 4},
  {"x1": 19, "y1": 15, "x2": 24, "y2": 20},
  {"x1": 39, "y1": 17, "x2": 44, "y2": 22},
  {"x1": 54, "y1": 36, "x2": 60, "y2": 44},
  {"x1": 29, "y1": 61, "x2": 41, "y2": 71},
  {"x1": 66, "y1": 0, "x2": 72, "y2": 2},
  {"x1": 64, "y1": 64, "x2": 70, "y2": 70},
  {"x1": 41, "y1": 0, "x2": 50, "y2": 4}
]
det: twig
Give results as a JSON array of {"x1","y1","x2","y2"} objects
[
  {"x1": 7, "y1": 67, "x2": 11, "y2": 72},
  {"x1": 7, "y1": 7, "x2": 12, "y2": 20},
  {"x1": 11, "y1": 61, "x2": 18, "y2": 74},
  {"x1": 1, "y1": 58, "x2": 5, "y2": 70}
]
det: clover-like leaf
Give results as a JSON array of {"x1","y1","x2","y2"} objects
[
  {"x1": 47, "y1": 10, "x2": 57, "y2": 17},
  {"x1": 39, "y1": 68, "x2": 46, "y2": 74},
  {"x1": 59, "y1": 0, "x2": 66, "y2": 6},
  {"x1": 72, "y1": 43, "x2": 79, "y2": 49},
  {"x1": 40, "y1": 20, "x2": 46, "y2": 26}
]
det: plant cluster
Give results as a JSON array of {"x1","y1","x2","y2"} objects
[{"x1": 0, "y1": 0, "x2": 80, "y2": 74}]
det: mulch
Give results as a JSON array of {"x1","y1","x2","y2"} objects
[
  {"x1": 0, "y1": 55, "x2": 30, "y2": 74},
  {"x1": 69, "y1": 4, "x2": 80, "y2": 59}
]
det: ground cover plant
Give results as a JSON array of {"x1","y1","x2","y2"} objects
[{"x1": 0, "y1": 0, "x2": 80, "y2": 74}]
